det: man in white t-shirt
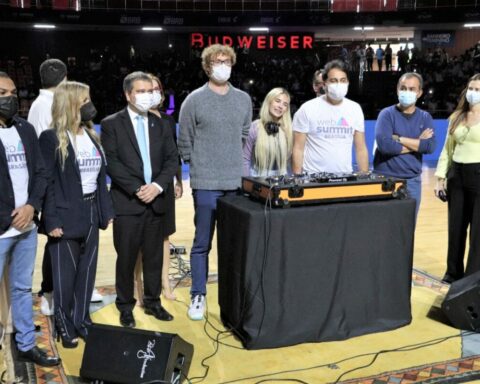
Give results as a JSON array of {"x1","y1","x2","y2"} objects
[{"x1": 292, "y1": 60, "x2": 369, "y2": 174}]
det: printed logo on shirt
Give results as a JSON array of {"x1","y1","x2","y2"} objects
[
  {"x1": 312, "y1": 117, "x2": 354, "y2": 139},
  {"x1": 77, "y1": 148, "x2": 101, "y2": 172},
  {"x1": 2, "y1": 140, "x2": 27, "y2": 169}
]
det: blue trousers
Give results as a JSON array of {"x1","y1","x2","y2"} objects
[
  {"x1": 405, "y1": 174, "x2": 422, "y2": 221},
  {"x1": 190, "y1": 189, "x2": 237, "y2": 296},
  {"x1": 0, "y1": 228, "x2": 37, "y2": 351}
]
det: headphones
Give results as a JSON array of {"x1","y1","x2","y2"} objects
[{"x1": 264, "y1": 121, "x2": 280, "y2": 135}]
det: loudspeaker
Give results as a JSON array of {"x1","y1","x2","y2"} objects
[
  {"x1": 80, "y1": 323, "x2": 193, "y2": 383},
  {"x1": 442, "y1": 271, "x2": 480, "y2": 331}
]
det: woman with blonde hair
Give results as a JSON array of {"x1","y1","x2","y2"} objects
[
  {"x1": 134, "y1": 74, "x2": 182, "y2": 302},
  {"x1": 39, "y1": 81, "x2": 114, "y2": 347},
  {"x1": 243, "y1": 87, "x2": 293, "y2": 176},
  {"x1": 435, "y1": 73, "x2": 480, "y2": 284}
]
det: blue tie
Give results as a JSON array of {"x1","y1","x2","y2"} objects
[{"x1": 135, "y1": 115, "x2": 152, "y2": 184}]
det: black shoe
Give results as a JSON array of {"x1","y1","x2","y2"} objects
[
  {"x1": 120, "y1": 310, "x2": 136, "y2": 328},
  {"x1": 442, "y1": 274, "x2": 458, "y2": 284},
  {"x1": 145, "y1": 304, "x2": 174, "y2": 321},
  {"x1": 17, "y1": 346, "x2": 61, "y2": 367},
  {"x1": 54, "y1": 314, "x2": 78, "y2": 348}
]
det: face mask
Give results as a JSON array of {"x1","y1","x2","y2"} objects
[
  {"x1": 466, "y1": 90, "x2": 480, "y2": 106},
  {"x1": 151, "y1": 91, "x2": 163, "y2": 107},
  {"x1": 0, "y1": 96, "x2": 18, "y2": 122},
  {"x1": 211, "y1": 64, "x2": 231, "y2": 83},
  {"x1": 327, "y1": 83, "x2": 348, "y2": 101},
  {"x1": 80, "y1": 101, "x2": 97, "y2": 122},
  {"x1": 398, "y1": 90, "x2": 417, "y2": 107},
  {"x1": 133, "y1": 93, "x2": 152, "y2": 113}
]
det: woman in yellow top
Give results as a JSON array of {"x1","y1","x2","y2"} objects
[{"x1": 435, "y1": 73, "x2": 480, "y2": 284}]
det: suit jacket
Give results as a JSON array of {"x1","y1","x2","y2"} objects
[
  {"x1": 39, "y1": 128, "x2": 114, "y2": 238},
  {"x1": 101, "y1": 108, "x2": 178, "y2": 217},
  {"x1": 0, "y1": 118, "x2": 46, "y2": 235}
]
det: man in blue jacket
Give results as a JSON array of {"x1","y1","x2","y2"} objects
[
  {"x1": 373, "y1": 72, "x2": 437, "y2": 219},
  {"x1": 0, "y1": 72, "x2": 60, "y2": 366}
]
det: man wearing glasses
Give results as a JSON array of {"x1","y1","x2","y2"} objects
[
  {"x1": 292, "y1": 59, "x2": 369, "y2": 175},
  {"x1": 179, "y1": 44, "x2": 252, "y2": 321}
]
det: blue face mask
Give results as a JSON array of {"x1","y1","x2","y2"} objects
[
  {"x1": 398, "y1": 90, "x2": 417, "y2": 107},
  {"x1": 466, "y1": 90, "x2": 480, "y2": 106}
]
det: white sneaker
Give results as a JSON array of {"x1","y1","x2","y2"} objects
[
  {"x1": 40, "y1": 292, "x2": 54, "y2": 316},
  {"x1": 188, "y1": 295, "x2": 205, "y2": 321},
  {"x1": 90, "y1": 288, "x2": 103, "y2": 303}
]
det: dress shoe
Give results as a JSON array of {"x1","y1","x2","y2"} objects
[
  {"x1": 17, "y1": 346, "x2": 61, "y2": 367},
  {"x1": 119, "y1": 310, "x2": 136, "y2": 328},
  {"x1": 441, "y1": 273, "x2": 458, "y2": 284},
  {"x1": 145, "y1": 305, "x2": 174, "y2": 321}
]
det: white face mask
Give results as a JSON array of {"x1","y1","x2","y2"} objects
[
  {"x1": 151, "y1": 91, "x2": 163, "y2": 107},
  {"x1": 133, "y1": 93, "x2": 153, "y2": 113},
  {"x1": 466, "y1": 89, "x2": 480, "y2": 106},
  {"x1": 327, "y1": 83, "x2": 349, "y2": 101},
  {"x1": 211, "y1": 64, "x2": 231, "y2": 83}
]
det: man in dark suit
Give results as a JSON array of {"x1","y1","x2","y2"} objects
[
  {"x1": 101, "y1": 71, "x2": 178, "y2": 327},
  {"x1": 0, "y1": 71, "x2": 60, "y2": 367}
]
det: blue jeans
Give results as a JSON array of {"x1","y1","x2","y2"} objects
[
  {"x1": 405, "y1": 174, "x2": 422, "y2": 221},
  {"x1": 190, "y1": 189, "x2": 237, "y2": 296},
  {"x1": 0, "y1": 228, "x2": 37, "y2": 351}
]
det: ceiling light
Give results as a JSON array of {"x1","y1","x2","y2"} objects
[
  {"x1": 34, "y1": 24, "x2": 56, "y2": 29},
  {"x1": 142, "y1": 26, "x2": 163, "y2": 31},
  {"x1": 249, "y1": 27, "x2": 269, "y2": 32}
]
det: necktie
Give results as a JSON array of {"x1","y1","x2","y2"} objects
[{"x1": 135, "y1": 115, "x2": 152, "y2": 184}]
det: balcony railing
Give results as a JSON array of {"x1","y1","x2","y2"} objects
[{"x1": 3, "y1": 0, "x2": 479, "y2": 12}]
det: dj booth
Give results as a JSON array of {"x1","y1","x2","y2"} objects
[{"x1": 217, "y1": 195, "x2": 416, "y2": 350}]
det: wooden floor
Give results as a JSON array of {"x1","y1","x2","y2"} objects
[{"x1": 32, "y1": 167, "x2": 450, "y2": 290}]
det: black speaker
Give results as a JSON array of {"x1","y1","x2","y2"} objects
[
  {"x1": 442, "y1": 271, "x2": 480, "y2": 331},
  {"x1": 80, "y1": 323, "x2": 194, "y2": 383}
]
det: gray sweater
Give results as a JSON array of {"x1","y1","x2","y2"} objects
[{"x1": 178, "y1": 83, "x2": 252, "y2": 190}]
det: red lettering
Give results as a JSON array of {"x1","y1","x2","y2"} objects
[
  {"x1": 290, "y1": 35, "x2": 299, "y2": 49},
  {"x1": 277, "y1": 36, "x2": 286, "y2": 49},
  {"x1": 222, "y1": 36, "x2": 233, "y2": 47},
  {"x1": 191, "y1": 33, "x2": 204, "y2": 48},
  {"x1": 303, "y1": 35, "x2": 313, "y2": 49},
  {"x1": 237, "y1": 35, "x2": 253, "y2": 49},
  {"x1": 257, "y1": 35, "x2": 266, "y2": 49},
  {"x1": 269, "y1": 35, "x2": 274, "y2": 48}
]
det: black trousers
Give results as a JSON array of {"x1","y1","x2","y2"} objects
[
  {"x1": 446, "y1": 162, "x2": 480, "y2": 279},
  {"x1": 40, "y1": 243, "x2": 53, "y2": 293},
  {"x1": 113, "y1": 206, "x2": 165, "y2": 311},
  {"x1": 49, "y1": 199, "x2": 99, "y2": 339}
]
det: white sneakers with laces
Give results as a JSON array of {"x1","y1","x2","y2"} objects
[{"x1": 188, "y1": 294, "x2": 206, "y2": 320}]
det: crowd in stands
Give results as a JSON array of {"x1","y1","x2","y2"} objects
[{"x1": 4, "y1": 41, "x2": 480, "y2": 121}]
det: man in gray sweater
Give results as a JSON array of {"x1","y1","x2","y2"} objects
[{"x1": 179, "y1": 44, "x2": 252, "y2": 320}]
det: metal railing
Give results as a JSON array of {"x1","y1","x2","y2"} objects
[{"x1": 2, "y1": 0, "x2": 479, "y2": 12}]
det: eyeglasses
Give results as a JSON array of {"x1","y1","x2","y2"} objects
[{"x1": 212, "y1": 59, "x2": 232, "y2": 66}]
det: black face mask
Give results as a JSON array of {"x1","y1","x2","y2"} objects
[
  {"x1": 80, "y1": 101, "x2": 97, "y2": 122},
  {"x1": 0, "y1": 96, "x2": 19, "y2": 123}
]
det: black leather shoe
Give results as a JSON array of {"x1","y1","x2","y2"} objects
[
  {"x1": 17, "y1": 346, "x2": 61, "y2": 367},
  {"x1": 145, "y1": 305, "x2": 174, "y2": 321},
  {"x1": 442, "y1": 274, "x2": 458, "y2": 284},
  {"x1": 119, "y1": 310, "x2": 136, "y2": 328}
]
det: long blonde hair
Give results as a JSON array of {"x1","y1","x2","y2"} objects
[
  {"x1": 51, "y1": 81, "x2": 99, "y2": 168},
  {"x1": 254, "y1": 88, "x2": 293, "y2": 175},
  {"x1": 449, "y1": 73, "x2": 480, "y2": 134}
]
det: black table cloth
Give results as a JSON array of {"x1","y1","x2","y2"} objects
[{"x1": 217, "y1": 195, "x2": 416, "y2": 350}]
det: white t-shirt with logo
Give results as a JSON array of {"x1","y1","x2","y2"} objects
[
  {"x1": 0, "y1": 126, "x2": 34, "y2": 238},
  {"x1": 68, "y1": 131, "x2": 101, "y2": 194},
  {"x1": 293, "y1": 96, "x2": 365, "y2": 174}
]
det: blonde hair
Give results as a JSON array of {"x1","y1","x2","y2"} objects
[
  {"x1": 51, "y1": 81, "x2": 99, "y2": 168},
  {"x1": 449, "y1": 73, "x2": 480, "y2": 134},
  {"x1": 254, "y1": 88, "x2": 293, "y2": 175},
  {"x1": 201, "y1": 44, "x2": 236, "y2": 74}
]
